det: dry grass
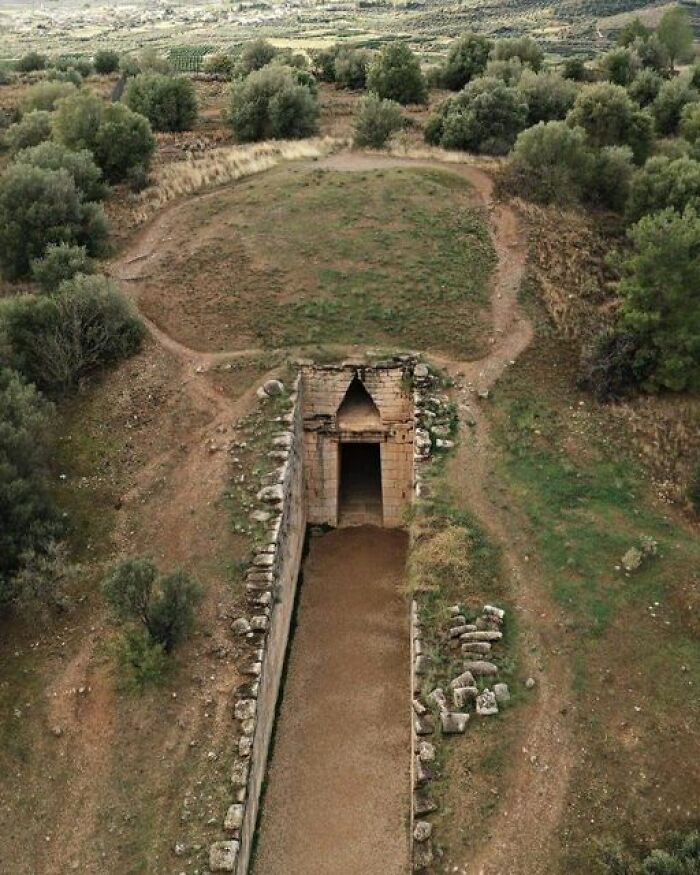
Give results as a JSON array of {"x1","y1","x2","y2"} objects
[
  {"x1": 131, "y1": 136, "x2": 346, "y2": 225},
  {"x1": 408, "y1": 524, "x2": 475, "y2": 594}
]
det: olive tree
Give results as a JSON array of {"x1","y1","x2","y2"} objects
[
  {"x1": 653, "y1": 77, "x2": 699, "y2": 135},
  {"x1": 517, "y1": 70, "x2": 577, "y2": 124},
  {"x1": 626, "y1": 155, "x2": 700, "y2": 223},
  {"x1": 14, "y1": 141, "x2": 107, "y2": 201},
  {"x1": 656, "y1": 6, "x2": 694, "y2": 66},
  {"x1": 366, "y1": 43, "x2": 428, "y2": 105},
  {"x1": 22, "y1": 81, "x2": 77, "y2": 113},
  {"x1": 490, "y1": 36, "x2": 543, "y2": 72},
  {"x1": 124, "y1": 73, "x2": 198, "y2": 132},
  {"x1": 225, "y1": 65, "x2": 319, "y2": 142},
  {"x1": 353, "y1": 94, "x2": 404, "y2": 147},
  {"x1": 566, "y1": 82, "x2": 653, "y2": 163},
  {"x1": 3, "y1": 111, "x2": 53, "y2": 154},
  {"x1": 440, "y1": 32, "x2": 493, "y2": 91}
]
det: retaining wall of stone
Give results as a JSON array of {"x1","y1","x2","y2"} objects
[{"x1": 210, "y1": 376, "x2": 307, "y2": 874}]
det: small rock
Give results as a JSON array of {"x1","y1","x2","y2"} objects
[
  {"x1": 415, "y1": 654, "x2": 432, "y2": 676},
  {"x1": 525, "y1": 677, "x2": 536, "y2": 690},
  {"x1": 231, "y1": 618, "x2": 251, "y2": 635},
  {"x1": 453, "y1": 686, "x2": 478, "y2": 709},
  {"x1": 224, "y1": 804, "x2": 244, "y2": 832},
  {"x1": 234, "y1": 699, "x2": 256, "y2": 721},
  {"x1": 427, "y1": 687, "x2": 447, "y2": 711},
  {"x1": 621, "y1": 546, "x2": 643, "y2": 572},
  {"x1": 263, "y1": 379, "x2": 285, "y2": 396},
  {"x1": 50, "y1": 725, "x2": 63, "y2": 738},
  {"x1": 415, "y1": 713, "x2": 435, "y2": 736},
  {"x1": 450, "y1": 671, "x2": 476, "y2": 689},
  {"x1": 414, "y1": 790, "x2": 438, "y2": 816},
  {"x1": 484, "y1": 604, "x2": 505, "y2": 620},
  {"x1": 413, "y1": 820, "x2": 432, "y2": 842},
  {"x1": 464, "y1": 661, "x2": 498, "y2": 677},
  {"x1": 413, "y1": 840, "x2": 433, "y2": 870},
  {"x1": 476, "y1": 689, "x2": 499, "y2": 716},
  {"x1": 417, "y1": 740, "x2": 435, "y2": 762}
]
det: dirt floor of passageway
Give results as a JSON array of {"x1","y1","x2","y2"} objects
[{"x1": 253, "y1": 526, "x2": 410, "y2": 875}]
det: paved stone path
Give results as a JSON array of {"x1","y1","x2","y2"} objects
[{"x1": 253, "y1": 526, "x2": 410, "y2": 875}]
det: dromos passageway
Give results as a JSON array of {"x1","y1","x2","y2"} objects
[{"x1": 253, "y1": 526, "x2": 410, "y2": 875}]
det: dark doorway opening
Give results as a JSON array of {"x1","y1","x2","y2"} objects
[{"x1": 338, "y1": 442, "x2": 382, "y2": 526}]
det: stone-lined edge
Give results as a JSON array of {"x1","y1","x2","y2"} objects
[{"x1": 210, "y1": 374, "x2": 307, "y2": 874}]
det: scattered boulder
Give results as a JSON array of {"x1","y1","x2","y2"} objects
[
  {"x1": 417, "y1": 740, "x2": 435, "y2": 762},
  {"x1": 263, "y1": 379, "x2": 285, "y2": 396},
  {"x1": 476, "y1": 689, "x2": 499, "y2": 716},
  {"x1": 209, "y1": 840, "x2": 239, "y2": 872},
  {"x1": 413, "y1": 840, "x2": 434, "y2": 870},
  {"x1": 525, "y1": 677, "x2": 536, "y2": 690},
  {"x1": 234, "y1": 699, "x2": 256, "y2": 721},
  {"x1": 231, "y1": 618, "x2": 251, "y2": 635},
  {"x1": 440, "y1": 711, "x2": 469, "y2": 734},
  {"x1": 450, "y1": 670, "x2": 475, "y2": 689},
  {"x1": 414, "y1": 790, "x2": 438, "y2": 816},
  {"x1": 452, "y1": 685, "x2": 478, "y2": 709},
  {"x1": 621, "y1": 546, "x2": 643, "y2": 572},
  {"x1": 494, "y1": 682, "x2": 510, "y2": 704},
  {"x1": 257, "y1": 484, "x2": 284, "y2": 504},
  {"x1": 464, "y1": 661, "x2": 498, "y2": 677},
  {"x1": 224, "y1": 804, "x2": 244, "y2": 832},
  {"x1": 415, "y1": 713, "x2": 435, "y2": 736},
  {"x1": 460, "y1": 630, "x2": 502, "y2": 642},
  {"x1": 413, "y1": 820, "x2": 433, "y2": 842}
]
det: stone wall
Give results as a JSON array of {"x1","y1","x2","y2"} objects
[{"x1": 210, "y1": 376, "x2": 307, "y2": 874}]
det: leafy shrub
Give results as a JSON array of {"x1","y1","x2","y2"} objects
[
  {"x1": 53, "y1": 93, "x2": 155, "y2": 182},
  {"x1": 490, "y1": 36, "x2": 543, "y2": 72},
  {"x1": 599, "y1": 47, "x2": 641, "y2": 86},
  {"x1": 689, "y1": 465, "x2": 700, "y2": 514},
  {"x1": 633, "y1": 35, "x2": 670, "y2": 75},
  {"x1": 680, "y1": 103, "x2": 700, "y2": 144},
  {"x1": 626, "y1": 156, "x2": 700, "y2": 223},
  {"x1": 517, "y1": 70, "x2": 577, "y2": 124},
  {"x1": 426, "y1": 76, "x2": 528, "y2": 155},
  {"x1": 310, "y1": 45, "x2": 340, "y2": 82},
  {"x1": 653, "y1": 77, "x2": 699, "y2": 136},
  {"x1": 14, "y1": 141, "x2": 107, "y2": 201},
  {"x1": 30, "y1": 243, "x2": 95, "y2": 292},
  {"x1": 589, "y1": 145, "x2": 634, "y2": 211},
  {"x1": 566, "y1": 82, "x2": 653, "y2": 163},
  {"x1": 16, "y1": 51, "x2": 47, "y2": 73},
  {"x1": 484, "y1": 57, "x2": 525, "y2": 85},
  {"x1": 3, "y1": 110, "x2": 53, "y2": 154},
  {"x1": 46, "y1": 67, "x2": 83, "y2": 88},
  {"x1": 440, "y1": 32, "x2": 493, "y2": 91},
  {"x1": 334, "y1": 47, "x2": 371, "y2": 90},
  {"x1": 562, "y1": 57, "x2": 587, "y2": 81},
  {"x1": 236, "y1": 38, "x2": 278, "y2": 77},
  {"x1": 203, "y1": 53, "x2": 234, "y2": 77},
  {"x1": 617, "y1": 17, "x2": 652, "y2": 47},
  {"x1": 579, "y1": 328, "x2": 648, "y2": 401},
  {"x1": 224, "y1": 65, "x2": 319, "y2": 142},
  {"x1": 353, "y1": 93, "x2": 404, "y2": 147},
  {"x1": 628, "y1": 68, "x2": 663, "y2": 107},
  {"x1": 0, "y1": 164, "x2": 108, "y2": 280},
  {"x1": 366, "y1": 43, "x2": 428, "y2": 105},
  {"x1": 0, "y1": 366, "x2": 59, "y2": 607},
  {"x1": 112, "y1": 627, "x2": 169, "y2": 691},
  {"x1": 510, "y1": 121, "x2": 592, "y2": 203},
  {"x1": 102, "y1": 557, "x2": 202, "y2": 652},
  {"x1": 94, "y1": 50, "x2": 121, "y2": 75},
  {"x1": 22, "y1": 81, "x2": 78, "y2": 113},
  {"x1": 618, "y1": 206, "x2": 700, "y2": 392},
  {"x1": 51, "y1": 56, "x2": 93, "y2": 79},
  {"x1": 656, "y1": 7, "x2": 694, "y2": 66},
  {"x1": 124, "y1": 73, "x2": 198, "y2": 132},
  {"x1": 0, "y1": 274, "x2": 144, "y2": 393}
]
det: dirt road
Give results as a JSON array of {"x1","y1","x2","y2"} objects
[{"x1": 253, "y1": 527, "x2": 410, "y2": 875}]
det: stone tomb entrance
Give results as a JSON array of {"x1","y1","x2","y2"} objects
[{"x1": 301, "y1": 364, "x2": 414, "y2": 528}]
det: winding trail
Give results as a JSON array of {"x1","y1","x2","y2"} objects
[{"x1": 109, "y1": 148, "x2": 573, "y2": 875}]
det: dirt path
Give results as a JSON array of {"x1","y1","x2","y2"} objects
[{"x1": 253, "y1": 527, "x2": 410, "y2": 875}]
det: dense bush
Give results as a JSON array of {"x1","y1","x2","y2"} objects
[
  {"x1": 617, "y1": 17, "x2": 651, "y2": 47},
  {"x1": 353, "y1": 93, "x2": 404, "y2": 147},
  {"x1": 51, "y1": 56, "x2": 93, "y2": 79},
  {"x1": 102, "y1": 556, "x2": 202, "y2": 652},
  {"x1": 30, "y1": 243, "x2": 95, "y2": 292},
  {"x1": 653, "y1": 77, "x2": 699, "y2": 135},
  {"x1": 236, "y1": 39, "x2": 278, "y2": 77},
  {"x1": 14, "y1": 141, "x2": 107, "y2": 201},
  {"x1": 689, "y1": 466, "x2": 700, "y2": 514},
  {"x1": 566, "y1": 82, "x2": 653, "y2": 163},
  {"x1": 680, "y1": 103, "x2": 700, "y2": 144},
  {"x1": 656, "y1": 6, "x2": 694, "y2": 66},
  {"x1": 15, "y1": 51, "x2": 47, "y2": 73},
  {"x1": 0, "y1": 366, "x2": 59, "y2": 607},
  {"x1": 578, "y1": 328, "x2": 649, "y2": 401},
  {"x1": 94, "y1": 50, "x2": 121, "y2": 75},
  {"x1": 225, "y1": 65, "x2": 319, "y2": 142},
  {"x1": 334, "y1": 47, "x2": 371, "y2": 90},
  {"x1": 22, "y1": 81, "x2": 77, "y2": 113},
  {"x1": 366, "y1": 43, "x2": 427, "y2": 105},
  {"x1": 599, "y1": 47, "x2": 641, "y2": 86},
  {"x1": 626, "y1": 155, "x2": 700, "y2": 224},
  {"x1": 510, "y1": 121, "x2": 591, "y2": 203},
  {"x1": 310, "y1": 45, "x2": 341, "y2": 83},
  {"x1": 517, "y1": 70, "x2": 577, "y2": 124},
  {"x1": 440, "y1": 32, "x2": 493, "y2": 91},
  {"x1": 628, "y1": 68, "x2": 663, "y2": 107},
  {"x1": 634, "y1": 35, "x2": 671, "y2": 75},
  {"x1": 3, "y1": 110, "x2": 53, "y2": 154},
  {"x1": 0, "y1": 274, "x2": 144, "y2": 393},
  {"x1": 0, "y1": 164, "x2": 108, "y2": 280},
  {"x1": 112, "y1": 627, "x2": 169, "y2": 690},
  {"x1": 617, "y1": 206, "x2": 700, "y2": 391},
  {"x1": 484, "y1": 57, "x2": 525, "y2": 85},
  {"x1": 562, "y1": 57, "x2": 587, "y2": 81},
  {"x1": 589, "y1": 145, "x2": 635, "y2": 211},
  {"x1": 203, "y1": 53, "x2": 234, "y2": 77},
  {"x1": 53, "y1": 93, "x2": 155, "y2": 182},
  {"x1": 490, "y1": 36, "x2": 543, "y2": 72},
  {"x1": 124, "y1": 73, "x2": 198, "y2": 132},
  {"x1": 426, "y1": 76, "x2": 528, "y2": 155}
]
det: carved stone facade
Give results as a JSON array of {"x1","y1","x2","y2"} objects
[{"x1": 301, "y1": 363, "x2": 414, "y2": 528}]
